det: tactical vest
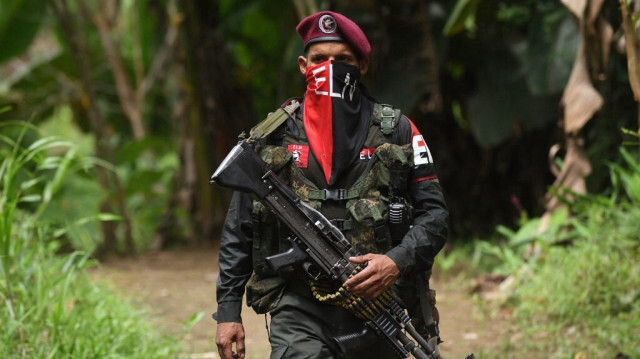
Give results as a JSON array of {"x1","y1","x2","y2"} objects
[{"x1": 245, "y1": 101, "x2": 415, "y2": 314}]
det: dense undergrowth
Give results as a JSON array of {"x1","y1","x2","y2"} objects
[
  {"x1": 0, "y1": 122, "x2": 181, "y2": 358},
  {"x1": 445, "y1": 144, "x2": 640, "y2": 358}
]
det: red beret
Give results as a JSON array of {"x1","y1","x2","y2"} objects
[{"x1": 296, "y1": 11, "x2": 371, "y2": 59}]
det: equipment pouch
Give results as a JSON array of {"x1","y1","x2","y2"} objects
[
  {"x1": 245, "y1": 273, "x2": 287, "y2": 314},
  {"x1": 245, "y1": 145, "x2": 295, "y2": 314},
  {"x1": 347, "y1": 198, "x2": 389, "y2": 254},
  {"x1": 373, "y1": 143, "x2": 413, "y2": 194},
  {"x1": 257, "y1": 145, "x2": 293, "y2": 174},
  {"x1": 251, "y1": 201, "x2": 281, "y2": 275}
]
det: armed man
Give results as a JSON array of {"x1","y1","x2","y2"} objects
[{"x1": 213, "y1": 10, "x2": 450, "y2": 359}]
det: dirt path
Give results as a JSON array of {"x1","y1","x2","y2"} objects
[{"x1": 92, "y1": 246, "x2": 508, "y2": 359}]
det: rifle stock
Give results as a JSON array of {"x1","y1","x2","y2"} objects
[
  {"x1": 210, "y1": 142, "x2": 272, "y2": 198},
  {"x1": 211, "y1": 141, "x2": 474, "y2": 359}
]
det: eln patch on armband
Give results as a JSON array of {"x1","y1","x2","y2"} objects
[{"x1": 412, "y1": 134, "x2": 433, "y2": 165}]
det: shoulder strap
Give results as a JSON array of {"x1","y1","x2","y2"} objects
[{"x1": 248, "y1": 98, "x2": 301, "y2": 142}]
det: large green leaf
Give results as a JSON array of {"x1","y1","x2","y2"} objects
[{"x1": 0, "y1": 0, "x2": 47, "y2": 64}]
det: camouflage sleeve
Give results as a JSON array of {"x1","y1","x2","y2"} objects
[
  {"x1": 215, "y1": 191, "x2": 254, "y2": 323},
  {"x1": 385, "y1": 117, "x2": 449, "y2": 276}
]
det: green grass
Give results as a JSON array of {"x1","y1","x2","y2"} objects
[
  {"x1": 457, "y1": 147, "x2": 640, "y2": 358},
  {"x1": 0, "y1": 250, "x2": 181, "y2": 358},
  {"x1": 508, "y1": 208, "x2": 640, "y2": 358},
  {"x1": 0, "y1": 122, "x2": 181, "y2": 358}
]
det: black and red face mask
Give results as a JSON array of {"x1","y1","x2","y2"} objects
[{"x1": 303, "y1": 60, "x2": 372, "y2": 185}]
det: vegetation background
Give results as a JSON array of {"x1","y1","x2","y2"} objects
[{"x1": 1, "y1": 0, "x2": 638, "y2": 358}]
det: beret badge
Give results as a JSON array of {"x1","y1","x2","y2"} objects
[{"x1": 318, "y1": 14, "x2": 337, "y2": 34}]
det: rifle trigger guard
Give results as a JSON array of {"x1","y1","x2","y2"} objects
[{"x1": 302, "y1": 262, "x2": 323, "y2": 280}]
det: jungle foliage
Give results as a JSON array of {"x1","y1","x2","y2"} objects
[
  {"x1": 453, "y1": 139, "x2": 640, "y2": 358},
  {"x1": 0, "y1": 122, "x2": 183, "y2": 357}
]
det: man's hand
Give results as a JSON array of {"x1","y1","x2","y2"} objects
[
  {"x1": 343, "y1": 254, "x2": 400, "y2": 300},
  {"x1": 215, "y1": 322, "x2": 245, "y2": 359}
]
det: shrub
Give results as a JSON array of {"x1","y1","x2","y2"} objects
[
  {"x1": 0, "y1": 122, "x2": 181, "y2": 358},
  {"x1": 472, "y1": 147, "x2": 640, "y2": 358}
]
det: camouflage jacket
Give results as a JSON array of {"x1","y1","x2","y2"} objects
[{"x1": 215, "y1": 98, "x2": 449, "y2": 323}]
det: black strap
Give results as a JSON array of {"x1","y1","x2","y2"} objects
[
  {"x1": 329, "y1": 219, "x2": 353, "y2": 231},
  {"x1": 308, "y1": 188, "x2": 359, "y2": 201},
  {"x1": 418, "y1": 278, "x2": 441, "y2": 343}
]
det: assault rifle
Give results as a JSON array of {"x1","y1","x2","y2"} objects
[{"x1": 211, "y1": 141, "x2": 474, "y2": 359}]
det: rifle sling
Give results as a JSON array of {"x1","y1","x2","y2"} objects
[
  {"x1": 249, "y1": 100, "x2": 300, "y2": 142},
  {"x1": 418, "y1": 278, "x2": 439, "y2": 340}
]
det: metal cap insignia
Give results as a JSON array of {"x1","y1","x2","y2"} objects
[{"x1": 318, "y1": 14, "x2": 337, "y2": 34}]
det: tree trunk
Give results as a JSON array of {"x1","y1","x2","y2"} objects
[
  {"x1": 51, "y1": 0, "x2": 135, "y2": 256},
  {"x1": 163, "y1": 0, "x2": 254, "y2": 245}
]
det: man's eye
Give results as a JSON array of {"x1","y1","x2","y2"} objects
[
  {"x1": 312, "y1": 55, "x2": 326, "y2": 63},
  {"x1": 336, "y1": 55, "x2": 353, "y2": 62}
]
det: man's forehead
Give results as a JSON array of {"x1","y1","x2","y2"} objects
[{"x1": 307, "y1": 42, "x2": 357, "y2": 55}]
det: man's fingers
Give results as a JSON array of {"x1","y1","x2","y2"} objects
[
  {"x1": 219, "y1": 344, "x2": 233, "y2": 359},
  {"x1": 348, "y1": 254, "x2": 373, "y2": 264},
  {"x1": 216, "y1": 337, "x2": 233, "y2": 359},
  {"x1": 350, "y1": 278, "x2": 381, "y2": 299},
  {"x1": 344, "y1": 254, "x2": 376, "y2": 289},
  {"x1": 215, "y1": 323, "x2": 245, "y2": 359},
  {"x1": 343, "y1": 266, "x2": 368, "y2": 289},
  {"x1": 345, "y1": 270, "x2": 375, "y2": 293},
  {"x1": 236, "y1": 334, "x2": 246, "y2": 359},
  {"x1": 344, "y1": 254, "x2": 400, "y2": 299},
  {"x1": 215, "y1": 333, "x2": 233, "y2": 359}
]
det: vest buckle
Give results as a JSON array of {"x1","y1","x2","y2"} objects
[{"x1": 324, "y1": 189, "x2": 346, "y2": 200}]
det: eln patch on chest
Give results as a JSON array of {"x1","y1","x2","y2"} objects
[{"x1": 287, "y1": 144, "x2": 310, "y2": 168}]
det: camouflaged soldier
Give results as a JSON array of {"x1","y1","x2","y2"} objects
[{"x1": 214, "y1": 10, "x2": 449, "y2": 359}]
